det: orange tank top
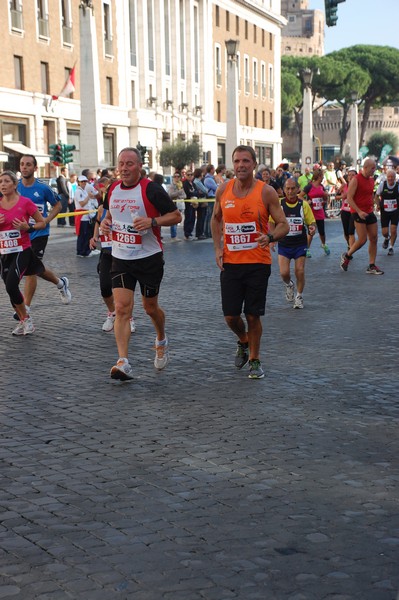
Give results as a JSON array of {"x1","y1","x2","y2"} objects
[{"x1": 221, "y1": 179, "x2": 272, "y2": 264}]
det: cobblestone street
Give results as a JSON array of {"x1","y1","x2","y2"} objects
[{"x1": 0, "y1": 220, "x2": 398, "y2": 600}]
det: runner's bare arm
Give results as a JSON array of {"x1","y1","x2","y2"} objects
[
  {"x1": 211, "y1": 184, "x2": 226, "y2": 270},
  {"x1": 256, "y1": 185, "x2": 289, "y2": 248}
]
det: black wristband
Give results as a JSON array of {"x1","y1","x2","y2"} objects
[
  {"x1": 266, "y1": 233, "x2": 274, "y2": 243},
  {"x1": 28, "y1": 225, "x2": 35, "y2": 234}
]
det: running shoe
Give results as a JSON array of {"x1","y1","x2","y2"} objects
[
  {"x1": 235, "y1": 341, "x2": 249, "y2": 369},
  {"x1": 130, "y1": 317, "x2": 136, "y2": 333},
  {"x1": 322, "y1": 244, "x2": 330, "y2": 256},
  {"x1": 340, "y1": 252, "x2": 351, "y2": 272},
  {"x1": 12, "y1": 317, "x2": 35, "y2": 336},
  {"x1": 285, "y1": 280, "x2": 295, "y2": 303},
  {"x1": 293, "y1": 295, "x2": 304, "y2": 309},
  {"x1": 171, "y1": 237, "x2": 182, "y2": 243},
  {"x1": 248, "y1": 359, "x2": 265, "y2": 379},
  {"x1": 366, "y1": 265, "x2": 384, "y2": 275},
  {"x1": 306, "y1": 249, "x2": 312, "y2": 258},
  {"x1": 102, "y1": 312, "x2": 115, "y2": 332},
  {"x1": 154, "y1": 338, "x2": 169, "y2": 370},
  {"x1": 59, "y1": 277, "x2": 72, "y2": 304},
  {"x1": 388, "y1": 247, "x2": 394, "y2": 256},
  {"x1": 382, "y1": 238, "x2": 389, "y2": 250},
  {"x1": 110, "y1": 358, "x2": 134, "y2": 381}
]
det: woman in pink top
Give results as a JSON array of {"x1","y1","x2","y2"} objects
[
  {"x1": 299, "y1": 169, "x2": 330, "y2": 257},
  {"x1": 0, "y1": 170, "x2": 45, "y2": 335}
]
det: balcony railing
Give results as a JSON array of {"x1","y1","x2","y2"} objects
[
  {"x1": 11, "y1": 8, "x2": 23, "y2": 30},
  {"x1": 62, "y1": 25, "x2": 72, "y2": 45},
  {"x1": 104, "y1": 37, "x2": 113, "y2": 55},
  {"x1": 38, "y1": 17, "x2": 49, "y2": 38}
]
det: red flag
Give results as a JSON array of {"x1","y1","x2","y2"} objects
[{"x1": 53, "y1": 65, "x2": 76, "y2": 100}]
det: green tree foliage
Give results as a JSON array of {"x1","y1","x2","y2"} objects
[
  {"x1": 281, "y1": 54, "x2": 371, "y2": 152},
  {"x1": 159, "y1": 141, "x2": 200, "y2": 171},
  {"x1": 367, "y1": 132, "x2": 399, "y2": 161},
  {"x1": 328, "y1": 45, "x2": 399, "y2": 145}
]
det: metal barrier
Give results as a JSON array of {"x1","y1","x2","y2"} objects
[{"x1": 325, "y1": 192, "x2": 341, "y2": 218}]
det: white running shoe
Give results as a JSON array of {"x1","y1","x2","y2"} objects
[
  {"x1": 59, "y1": 277, "x2": 72, "y2": 304},
  {"x1": 130, "y1": 317, "x2": 136, "y2": 333},
  {"x1": 102, "y1": 312, "x2": 116, "y2": 332},
  {"x1": 285, "y1": 280, "x2": 295, "y2": 302},
  {"x1": 110, "y1": 358, "x2": 133, "y2": 381},
  {"x1": 293, "y1": 295, "x2": 304, "y2": 309},
  {"x1": 154, "y1": 337, "x2": 169, "y2": 370},
  {"x1": 12, "y1": 317, "x2": 35, "y2": 336}
]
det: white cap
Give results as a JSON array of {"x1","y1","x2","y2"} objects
[{"x1": 78, "y1": 175, "x2": 88, "y2": 182}]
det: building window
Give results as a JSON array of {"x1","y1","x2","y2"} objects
[
  {"x1": 270, "y1": 111, "x2": 273, "y2": 129},
  {"x1": 254, "y1": 109, "x2": 257, "y2": 128},
  {"x1": 217, "y1": 101, "x2": 221, "y2": 122},
  {"x1": 103, "y1": 131, "x2": 115, "y2": 166},
  {"x1": 40, "y1": 61, "x2": 49, "y2": 94},
  {"x1": 261, "y1": 62, "x2": 266, "y2": 98},
  {"x1": 179, "y1": 0, "x2": 185, "y2": 79},
  {"x1": 262, "y1": 29, "x2": 265, "y2": 47},
  {"x1": 14, "y1": 55, "x2": 23, "y2": 90},
  {"x1": 262, "y1": 110, "x2": 265, "y2": 129},
  {"x1": 245, "y1": 20, "x2": 248, "y2": 40},
  {"x1": 226, "y1": 10, "x2": 230, "y2": 31},
  {"x1": 148, "y1": 0, "x2": 154, "y2": 70},
  {"x1": 129, "y1": 0, "x2": 137, "y2": 67},
  {"x1": 269, "y1": 65, "x2": 274, "y2": 100},
  {"x1": 193, "y1": 6, "x2": 200, "y2": 83},
  {"x1": 61, "y1": 0, "x2": 72, "y2": 44},
  {"x1": 106, "y1": 76, "x2": 113, "y2": 105},
  {"x1": 215, "y1": 45, "x2": 222, "y2": 86},
  {"x1": 10, "y1": 0, "x2": 23, "y2": 30},
  {"x1": 245, "y1": 107, "x2": 249, "y2": 126},
  {"x1": 215, "y1": 5, "x2": 219, "y2": 26},
  {"x1": 244, "y1": 56, "x2": 249, "y2": 94},
  {"x1": 236, "y1": 15, "x2": 239, "y2": 35},
  {"x1": 103, "y1": 1, "x2": 113, "y2": 55},
  {"x1": 253, "y1": 60, "x2": 258, "y2": 96},
  {"x1": 269, "y1": 32, "x2": 273, "y2": 51},
  {"x1": 253, "y1": 24, "x2": 257, "y2": 44},
  {"x1": 37, "y1": 0, "x2": 49, "y2": 37},
  {"x1": 164, "y1": 0, "x2": 170, "y2": 75}
]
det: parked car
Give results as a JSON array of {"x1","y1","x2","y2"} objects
[{"x1": 39, "y1": 177, "x2": 59, "y2": 194}]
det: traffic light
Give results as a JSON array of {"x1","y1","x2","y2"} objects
[
  {"x1": 49, "y1": 143, "x2": 63, "y2": 166},
  {"x1": 325, "y1": 0, "x2": 345, "y2": 27},
  {"x1": 63, "y1": 144, "x2": 76, "y2": 164}
]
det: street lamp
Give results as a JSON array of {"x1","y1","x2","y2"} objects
[
  {"x1": 350, "y1": 90, "x2": 359, "y2": 165},
  {"x1": 299, "y1": 67, "x2": 316, "y2": 168},
  {"x1": 225, "y1": 39, "x2": 240, "y2": 168}
]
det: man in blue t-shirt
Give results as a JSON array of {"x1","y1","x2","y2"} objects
[{"x1": 16, "y1": 154, "x2": 72, "y2": 316}]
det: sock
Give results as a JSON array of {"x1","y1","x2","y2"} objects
[
  {"x1": 118, "y1": 357, "x2": 128, "y2": 364},
  {"x1": 156, "y1": 338, "x2": 167, "y2": 346},
  {"x1": 56, "y1": 279, "x2": 63, "y2": 289}
]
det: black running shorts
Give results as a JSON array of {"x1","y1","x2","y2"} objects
[
  {"x1": 353, "y1": 212, "x2": 377, "y2": 225},
  {"x1": 111, "y1": 252, "x2": 164, "y2": 298},
  {"x1": 220, "y1": 263, "x2": 271, "y2": 317}
]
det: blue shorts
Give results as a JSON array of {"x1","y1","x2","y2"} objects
[{"x1": 278, "y1": 244, "x2": 307, "y2": 260}]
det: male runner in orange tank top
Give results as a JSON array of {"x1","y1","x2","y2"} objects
[{"x1": 211, "y1": 145, "x2": 289, "y2": 379}]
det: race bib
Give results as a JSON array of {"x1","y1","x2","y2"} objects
[
  {"x1": 225, "y1": 221, "x2": 258, "y2": 251},
  {"x1": 311, "y1": 197, "x2": 323, "y2": 211},
  {"x1": 287, "y1": 217, "x2": 303, "y2": 236},
  {"x1": 383, "y1": 199, "x2": 397, "y2": 212},
  {"x1": 0, "y1": 230, "x2": 22, "y2": 254},
  {"x1": 99, "y1": 231, "x2": 112, "y2": 249},
  {"x1": 341, "y1": 200, "x2": 351, "y2": 212},
  {"x1": 28, "y1": 202, "x2": 45, "y2": 225},
  {"x1": 112, "y1": 229, "x2": 142, "y2": 251}
]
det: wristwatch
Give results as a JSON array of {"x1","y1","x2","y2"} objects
[
  {"x1": 151, "y1": 217, "x2": 158, "y2": 227},
  {"x1": 266, "y1": 233, "x2": 274, "y2": 243}
]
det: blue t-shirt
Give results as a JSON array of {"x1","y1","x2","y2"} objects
[{"x1": 17, "y1": 179, "x2": 59, "y2": 239}]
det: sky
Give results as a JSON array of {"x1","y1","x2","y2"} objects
[{"x1": 309, "y1": 0, "x2": 398, "y2": 54}]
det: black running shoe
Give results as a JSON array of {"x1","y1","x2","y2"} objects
[{"x1": 235, "y1": 342, "x2": 249, "y2": 369}]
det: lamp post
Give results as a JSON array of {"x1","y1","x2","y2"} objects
[
  {"x1": 225, "y1": 39, "x2": 239, "y2": 169},
  {"x1": 349, "y1": 90, "x2": 359, "y2": 165},
  {"x1": 299, "y1": 67, "x2": 315, "y2": 168}
]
